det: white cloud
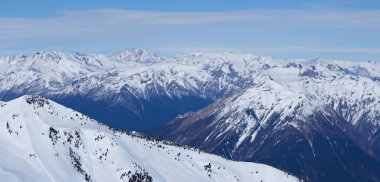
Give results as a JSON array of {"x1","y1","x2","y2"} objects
[
  {"x1": 0, "y1": 9, "x2": 379, "y2": 60},
  {"x1": 58, "y1": 9, "x2": 380, "y2": 27}
]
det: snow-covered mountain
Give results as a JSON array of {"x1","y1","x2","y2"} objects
[
  {"x1": 147, "y1": 56, "x2": 380, "y2": 181},
  {"x1": 151, "y1": 75, "x2": 380, "y2": 181},
  {"x1": 0, "y1": 49, "x2": 255, "y2": 131},
  {"x1": 0, "y1": 95, "x2": 298, "y2": 182}
]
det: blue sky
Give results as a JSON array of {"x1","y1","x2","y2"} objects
[{"x1": 1, "y1": 0, "x2": 380, "y2": 61}]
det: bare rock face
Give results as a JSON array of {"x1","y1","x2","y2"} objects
[{"x1": 25, "y1": 95, "x2": 49, "y2": 107}]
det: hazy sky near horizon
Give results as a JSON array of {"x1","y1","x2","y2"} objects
[{"x1": 0, "y1": 0, "x2": 379, "y2": 61}]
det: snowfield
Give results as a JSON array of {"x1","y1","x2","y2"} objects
[{"x1": 0, "y1": 95, "x2": 299, "y2": 182}]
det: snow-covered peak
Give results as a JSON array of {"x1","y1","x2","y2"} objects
[
  {"x1": 31, "y1": 51, "x2": 66, "y2": 61},
  {"x1": 0, "y1": 95, "x2": 298, "y2": 182},
  {"x1": 199, "y1": 75, "x2": 325, "y2": 149},
  {"x1": 110, "y1": 48, "x2": 163, "y2": 63},
  {"x1": 0, "y1": 51, "x2": 102, "y2": 73}
]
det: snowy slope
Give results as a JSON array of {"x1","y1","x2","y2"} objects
[{"x1": 0, "y1": 95, "x2": 298, "y2": 182}]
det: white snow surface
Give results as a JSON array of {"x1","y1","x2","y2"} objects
[{"x1": 0, "y1": 95, "x2": 298, "y2": 182}]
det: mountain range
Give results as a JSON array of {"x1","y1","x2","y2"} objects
[
  {"x1": 1, "y1": 49, "x2": 380, "y2": 181},
  {"x1": 0, "y1": 49, "x2": 253, "y2": 131}
]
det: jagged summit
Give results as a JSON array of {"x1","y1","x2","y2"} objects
[{"x1": 24, "y1": 94, "x2": 50, "y2": 107}]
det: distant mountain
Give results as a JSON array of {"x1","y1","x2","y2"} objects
[
  {"x1": 0, "y1": 49, "x2": 256, "y2": 131},
  {"x1": 0, "y1": 95, "x2": 298, "y2": 182}
]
